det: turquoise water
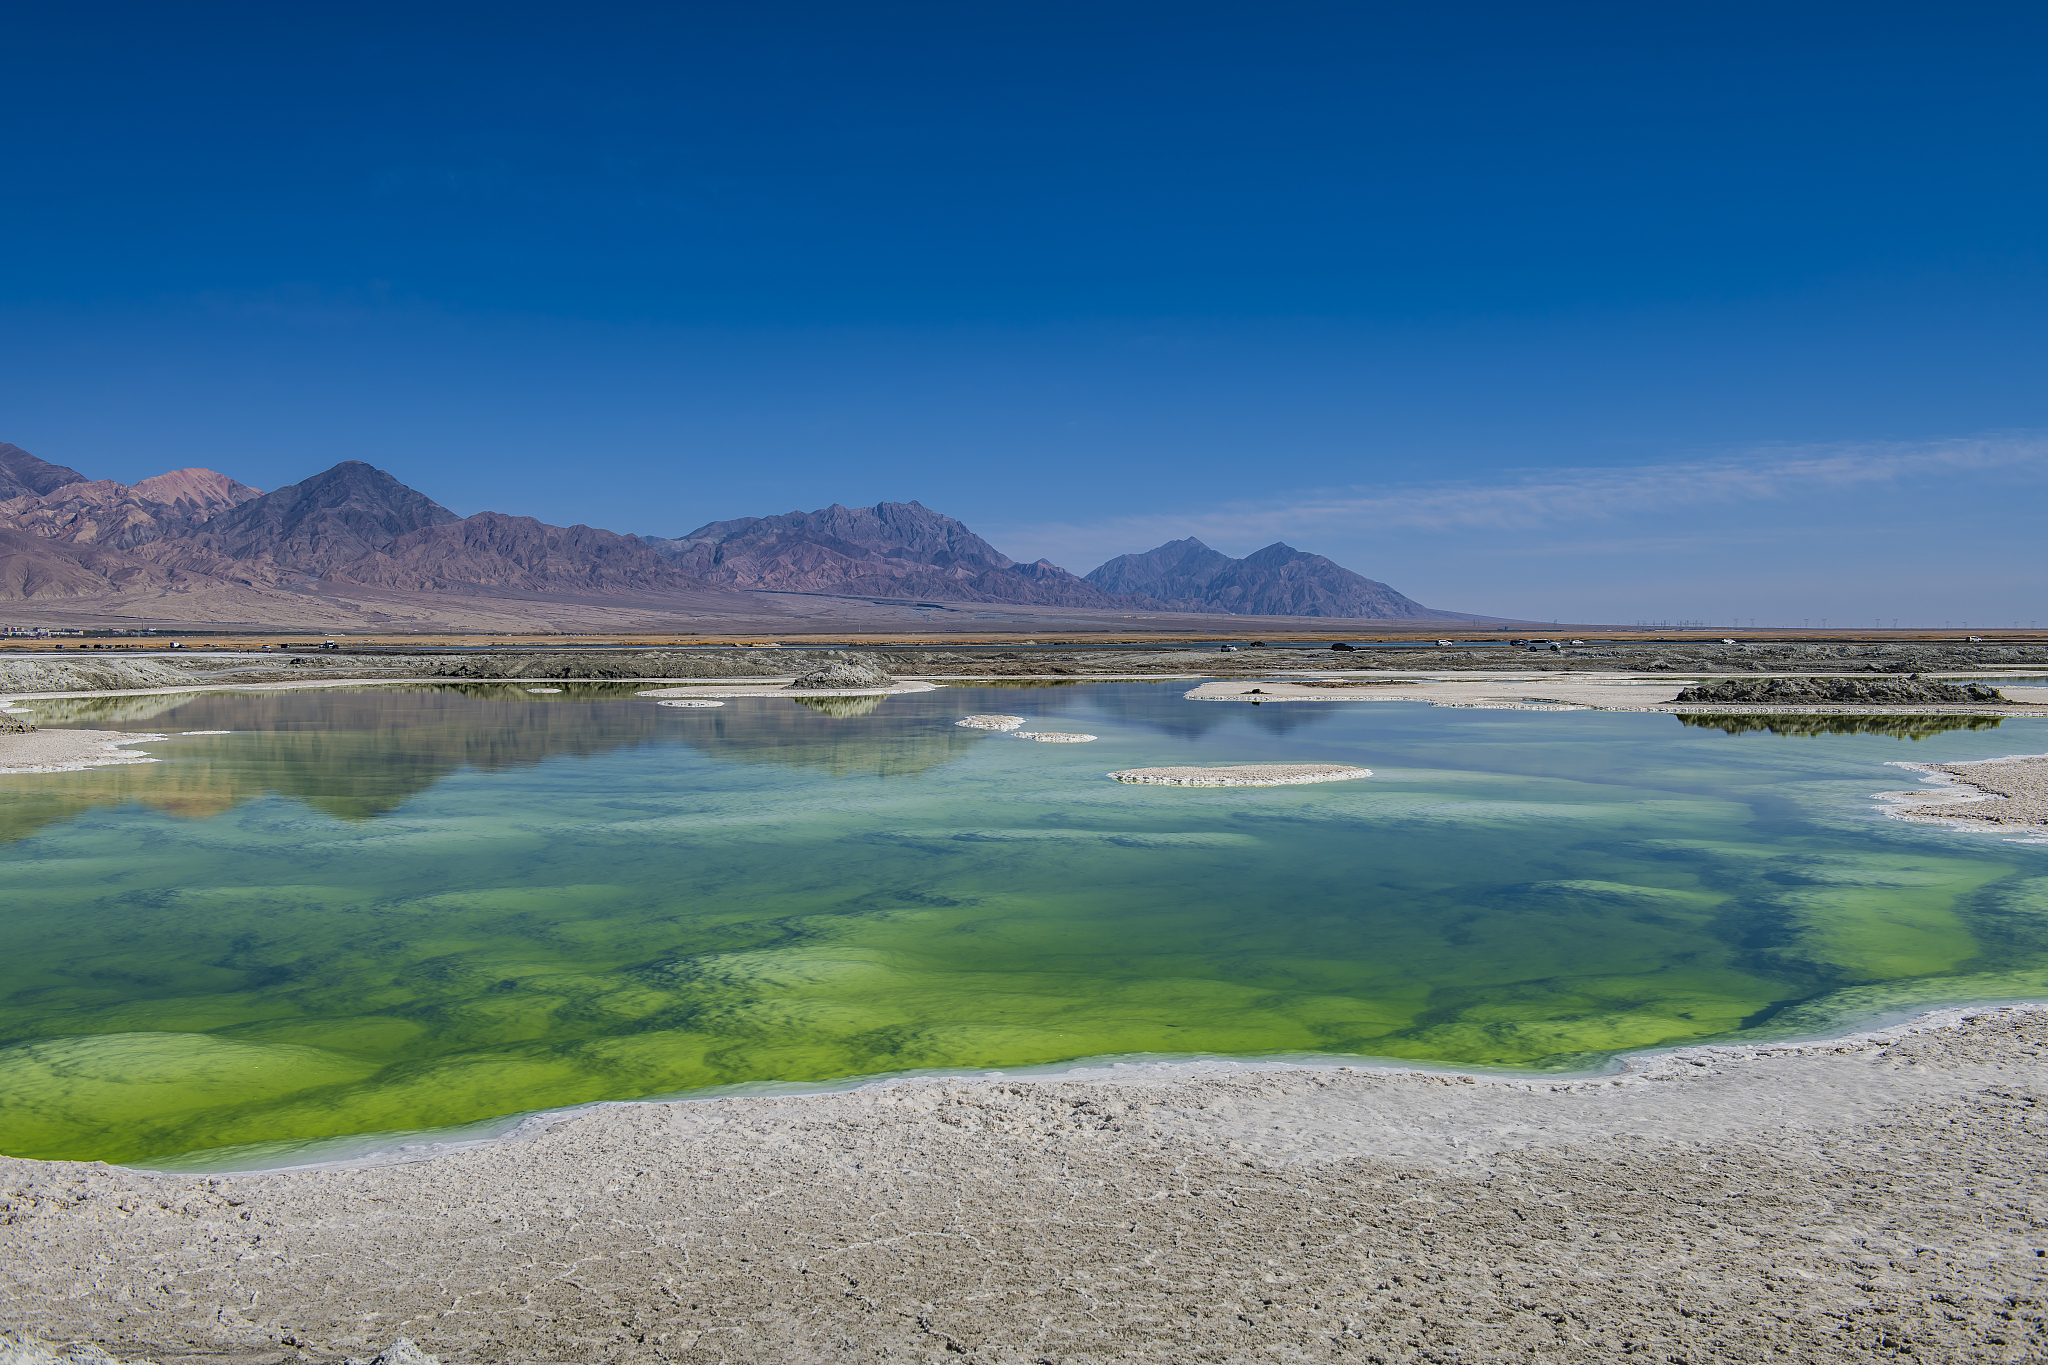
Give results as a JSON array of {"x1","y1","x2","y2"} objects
[{"x1": 2, "y1": 681, "x2": 2044, "y2": 1165}]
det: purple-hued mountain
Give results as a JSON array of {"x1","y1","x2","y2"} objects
[
  {"x1": 646, "y1": 501, "x2": 1148, "y2": 609},
  {"x1": 1086, "y1": 536, "x2": 1489, "y2": 620},
  {"x1": 0, "y1": 441, "x2": 1503, "y2": 623},
  {"x1": 0, "y1": 452, "x2": 745, "y2": 613},
  {"x1": 353, "y1": 511, "x2": 722, "y2": 597},
  {"x1": 0, "y1": 443, "x2": 91, "y2": 501},
  {"x1": 176, "y1": 460, "x2": 464, "y2": 574},
  {"x1": 0, "y1": 468, "x2": 263, "y2": 552}
]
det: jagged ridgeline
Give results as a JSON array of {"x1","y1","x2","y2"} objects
[
  {"x1": 1677, "y1": 713, "x2": 2005, "y2": 739},
  {"x1": 0, "y1": 441, "x2": 1499, "y2": 623}
]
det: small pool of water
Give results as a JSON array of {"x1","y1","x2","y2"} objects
[{"x1": 2, "y1": 681, "x2": 2045, "y2": 1165}]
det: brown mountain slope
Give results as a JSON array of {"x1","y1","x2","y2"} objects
[
  {"x1": 130, "y1": 468, "x2": 264, "y2": 518},
  {"x1": 647, "y1": 501, "x2": 1153, "y2": 608},
  {"x1": 1, "y1": 469, "x2": 261, "y2": 551},
  {"x1": 0, "y1": 526, "x2": 195, "y2": 600}
]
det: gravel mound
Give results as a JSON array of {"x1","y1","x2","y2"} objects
[
  {"x1": 786, "y1": 655, "x2": 893, "y2": 689},
  {"x1": 1673, "y1": 676, "x2": 2009, "y2": 705},
  {"x1": 0, "y1": 658, "x2": 204, "y2": 694}
]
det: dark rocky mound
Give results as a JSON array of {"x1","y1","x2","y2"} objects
[
  {"x1": 1673, "y1": 677, "x2": 2009, "y2": 706},
  {"x1": 1, "y1": 712, "x2": 34, "y2": 734},
  {"x1": 789, "y1": 656, "x2": 893, "y2": 690}
]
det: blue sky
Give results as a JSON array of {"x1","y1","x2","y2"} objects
[{"x1": 4, "y1": 1, "x2": 2043, "y2": 625}]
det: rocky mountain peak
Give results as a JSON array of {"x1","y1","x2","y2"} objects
[
  {"x1": 195, "y1": 461, "x2": 461, "y2": 566},
  {"x1": 128, "y1": 468, "x2": 263, "y2": 514}
]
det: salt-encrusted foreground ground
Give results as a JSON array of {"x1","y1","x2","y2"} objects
[
  {"x1": 1896, "y1": 754, "x2": 2048, "y2": 830},
  {"x1": 4, "y1": 1008, "x2": 2045, "y2": 1364}
]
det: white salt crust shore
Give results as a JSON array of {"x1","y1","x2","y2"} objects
[
  {"x1": 1109, "y1": 762, "x2": 1372, "y2": 786},
  {"x1": 1182, "y1": 675, "x2": 2048, "y2": 715},
  {"x1": 0, "y1": 729, "x2": 170, "y2": 775},
  {"x1": 634, "y1": 681, "x2": 941, "y2": 699},
  {"x1": 5, "y1": 1006, "x2": 2046, "y2": 1364},
  {"x1": 1875, "y1": 752, "x2": 2048, "y2": 844}
]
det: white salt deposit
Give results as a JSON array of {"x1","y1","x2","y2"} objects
[{"x1": 1110, "y1": 763, "x2": 1371, "y2": 787}]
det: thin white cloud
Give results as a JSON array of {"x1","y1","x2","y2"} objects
[{"x1": 994, "y1": 433, "x2": 2048, "y2": 567}]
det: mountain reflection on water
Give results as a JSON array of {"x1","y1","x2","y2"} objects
[
  {"x1": 0, "y1": 684, "x2": 998, "y2": 842},
  {"x1": 1676, "y1": 713, "x2": 2005, "y2": 740},
  {"x1": 10, "y1": 687, "x2": 2019, "y2": 847}
]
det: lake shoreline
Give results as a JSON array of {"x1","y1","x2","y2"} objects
[
  {"x1": 0, "y1": 727, "x2": 167, "y2": 774},
  {"x1": 1880, "y1": 752, "x2": 2048, "y2": 835},
  {"x1": 5, "y1": 1003, "x2": 2045, "y2": 1363}
]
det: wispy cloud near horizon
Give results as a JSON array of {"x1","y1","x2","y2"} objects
[{"x1": 992, "y1": 433, "x2": 2048, "y2": 569}]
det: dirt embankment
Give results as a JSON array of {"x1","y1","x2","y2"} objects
[
  {"x1": 878, "y1": 640, "x2": 2048, "y2": 677},
  {"x1": 4, "y1": 640, "x2": 2044, "y2": 695},
  {"x1": 0, "y1": 650, "x2": 871, "y2": 694}
]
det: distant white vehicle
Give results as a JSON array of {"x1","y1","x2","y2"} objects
[
  {"x1": 1568, "y1": 639, "x2": 1586, "y2": 645},
  {"x1": 1721, "y1": 638, "x2": 1736, "y2": 644},
  {"x1": 1435, "y1": 639, "x2": 1453, "y2": 646}
]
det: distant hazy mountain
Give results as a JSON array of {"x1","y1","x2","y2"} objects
[
  {"x1": 1086, "y1": 536, "x2": 1483, "y2": 620},
  {"x1": 647, "y1": 501, "x2": 1150, "y2": 608},
  {"x1": 0, "y1": 443, "x2": 91, "y2": 501},
  {"x1": 1084, "y1": 537, "x2": 1239, "y2": 610}
]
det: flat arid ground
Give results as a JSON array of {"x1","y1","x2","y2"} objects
[{"x1": 4, "y1": 1007, "x2": 2046, "y2": 1364}]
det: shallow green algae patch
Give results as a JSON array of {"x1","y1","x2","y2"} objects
[{"x1": 1, "y1": 683, "x2": 2044, "y2": 1164}]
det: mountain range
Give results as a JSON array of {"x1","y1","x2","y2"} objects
[{"x1": 0, "y1": 443, "x2": 1500, "y2": 628}]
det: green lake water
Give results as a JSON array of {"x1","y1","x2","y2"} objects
[{"x1": 2, "y1": 681, "x2": 2045, "y2": 1167}]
